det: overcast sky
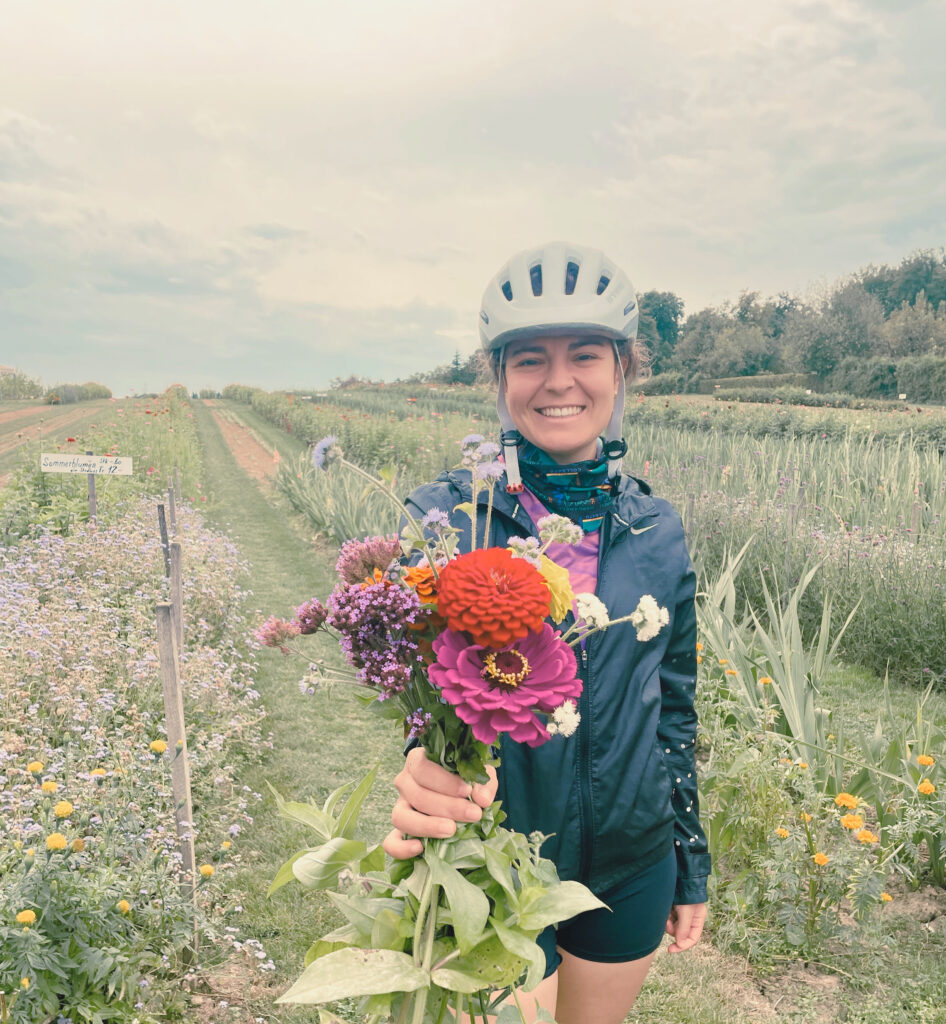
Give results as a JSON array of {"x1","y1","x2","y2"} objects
[{"x1": 2, "y1": 0, "x2": 945, "y2": 396}]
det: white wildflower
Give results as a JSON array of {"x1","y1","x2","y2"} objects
[
  {"x1": 575, "y1": 593, "x2": 610, "y2": 629},
  {"x1": 546, "y1": 700, "x2": 580, "y2": 738},
  {"x1": 537, "y1": 514, "x2": 583, "y2": 546},
  {"x1": 630, "y1": 594, "x2": 670, "y2": 643},
  {"x1": 507, "y1": 536, "x2": 542, "y2": 566}
]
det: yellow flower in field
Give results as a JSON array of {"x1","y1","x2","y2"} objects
[
  {"x1": 813, "y1": 852, "x2": 830, "y2": 866},
  {"x1": 718, "y1": 658, "x2": 729, "y2": 666},
  {"x1": 880, "y1": 892, "x2": 893, "y2": 902},
  {"x1": 780, "y1": 757, "x2": 793, "y2": 764},
  {"x1": 16, "y1": 910, "x2": 36, "y2": 925},
  {"x1": 537, "y1": 556, "x2": 575, "y2": 624},
  {"x1": 116, "y1": 899, "x2": 131, "y2": 914},
  {"x1": 840, "y1": 813, "x2": 864, "y2": 830},
  {"x1": 801, "y1": 812, "x2": 813, "y2": 823},
  {"x1": 90, "y1": 768, "x2": 107, "y2": 778},
  {"x1": 221, "y1": 840, "x2": 231, "y2": 850},
  {"x1": 725, "y1": 668, "x2": 738, "y2": 676},
  {"x1": 27, "y1": 761, "x2": 44, "y2": 774},
  {"x1": 827, "y1": 733, "x2": 836, "y2": 740},
  {"x1": 917, "y1": 754, "x2": 935, "y2": 767},
  {"x1": 798, "y1": 762, "x2": 809, "y2": 770},
  {"x1": 758, "y1": 676, "x2": 773, "y2": 686},
  {"x1": 834, "y1": 792, "x2": 858, "y2": 810},
  {"x1": 41, "y1": 780, "x2": 58, "y2": 794},
  {"x1": 72, "y1": 837, "x2": 86, "y2": 853},
  {"x1": 46, "y1": 832, "x2": 67, "y2": 851},
  {"x1": 775, "y1": 827, "x2": 790, "y2": 838},
  {"x1": 199, "y1": 864, "x2": 215, "y2": 878},
  {"x1": 20, "y1": 977, "x2": 30, "y2": 989},
  {"x1": 149, "y1": 739, "x2": 168, "y2": 755},
  {"x1": 697, "y1": 655, "x2": 702, "y2": 664},
  {"x1": 695, "y1": 642, "x2": 703, "y2": 652},
  {"x1": 918, "y1": 778, "x2": 936, "y2": 796},
  {"x1": 25, "y1": 848, "x2": 35, "y2": 858},
  {"x1": 856, "y1": 828, "x2": 880, "y2": 844},
  {"x1": 54, "y1": 800, "x2": 74, "y2": 819}
]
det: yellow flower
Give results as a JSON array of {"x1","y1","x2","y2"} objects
[
  {"x1": 880, "y1": 892, "x2": 893, "y2": 902},
  {"x1": 856, "y1": 828, "x2": 880, "y2": 844},
  {"x1": 834, "y1": 792, "x2": 858, "y2": 810},
  {"x1": 718, "y1": 658, "x2": 729, "y2": 666},
  {"x1": 813, "y1": 852, "x2": 830, "y2": 866},
  {"x1": 917, "y1": 754, "x2": 935, "y2": 767},
  {"x1": 221, "y1": 840, "x2": 231, "y2": 850},
  {"x1": 27, "y1": 761, "x2": 44, "y2": 773},
  {"x1": 537, "y1": 556, "x2": 575, "y2": 624},
  {"x1": 758, "y1": 676, "x2": 773, "y2": 686},
  {"x1": 149, "y1": 739, "x2": 168, "y2": 755},
  {"x1": 25, "y1": 848, "x2": 35, "y2": 858},
  {"x1": 41, "y1": 780, "x2": 58, "y2": 794},
  {"x1": 199, "y1": 863, "x2": 215, "y2": 878},
  {"x1": 775, "y1": 827, "x2": 790, "y2": 838},
  {"x1": 696, "y1": 655, "x2": 702, "y2": 664},
  {"x1": 798, "y1": 762, "x2": 808, "y2": 770},
  {"x1": 46, "y1": 832, "x2": 67, "y2": 851},
  {"x1": 918, "y1": 778, "x2": 936, "y2": 796},
  {"x1": 90, "y1": 768, "x2": 107, "y2": 778},
  {"x1": 827, "y1": 733, "x2": 835, "y2": 740},
  {"x1": 725, "y1": 668, "x2": 738, "y2": 676},
  {"x1": 801, "y1": 812, "x2": 813, "y2": 823},
  {"x1": 840, "y1": 813, "x2": 864, "y2": 830},
  {"x1": 54, "y1": 800, "x2": 74, "y2": 819},
  {"x1": 72, "y1": 837, "x2": 86, "y2": 853},
  {"x1": 695, "y1": 642, "x2": 703, "y2": 652},
  {"x1": 117, "y1": 899, "x2": 131, "y2": 914},
  {"x1": 16, "y1": 910, "x2": 36, "y2": 925},
  {"x1": 20, "y1": 977, "x2": 30, "y2": 990}
]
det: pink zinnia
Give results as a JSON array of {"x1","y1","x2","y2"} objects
[
  {"x1": 335, "y1": 535, "x2": 402, "y2": 585},
  {"x1": 429, "y1": 623, "x2": 581, "y2": 747}
]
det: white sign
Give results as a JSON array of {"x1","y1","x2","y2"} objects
[{"x1": 41, "y1": 453, "x2": 134, "y2": 476}]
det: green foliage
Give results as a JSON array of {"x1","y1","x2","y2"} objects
[
  {"x1": 44, "y1": 382, "x2": 113, "y2": 403},
  {"x1": 896, "y1": 355, "x2": 946, "y2": 404},
  {"x1": 0, "y1": 373, "x2": 43, "y2": 400}
]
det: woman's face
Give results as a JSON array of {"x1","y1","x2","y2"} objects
[{"x1": 502, "y1": 335, "x2": 623, "y2": 465}]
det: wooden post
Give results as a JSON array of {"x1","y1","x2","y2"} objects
[
  {"x1": 86, "y1": 450, "x2": 97, "y2": 526},
  {"x1": 167, "y1": 483, "x2": 177, "y2": 535},
  {"x1": 156, "y1": 603, "x2": 197, "y2": 908},
  {"x1": 157, "y1": 504, "x2": 171, "y2": 578},
  {"x1": 170, "y1": 542, "x2": 183, "y2": 656},
  {"x1": 174, "y1": 466, "x2": 182, "y2": 503}
]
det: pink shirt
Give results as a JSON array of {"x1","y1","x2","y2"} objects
[{"x1": 518, "y1": 488, "x2": 600, "y2": 605}]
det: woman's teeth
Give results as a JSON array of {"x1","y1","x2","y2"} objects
[{"x1": 538, "y1": 406, "x2": 583, "y2": 417}]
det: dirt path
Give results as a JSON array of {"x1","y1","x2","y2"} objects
[
  {"x1": 0, "y1": 405, "x2": 100, "y2": 457},
  {"x1": 204, "y1": 401, "x2": 279, "y2": 485},
  {"x1": 0, "y1": 403, "x2": 50, "y2": 425}
]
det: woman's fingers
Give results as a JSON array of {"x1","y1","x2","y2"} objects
[{"x1": 382, "y1": 827, "x2": 425, "y2": 860}]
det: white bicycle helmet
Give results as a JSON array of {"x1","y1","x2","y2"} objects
[{"x1": 478, "y1": 241, "x2": 638, "y2": 490}]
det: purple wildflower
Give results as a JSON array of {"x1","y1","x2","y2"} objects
[
  {"x1": 335, "y1": 535, "x2": 402, "y2": 585},
  {"x1": 406, "y1": 709, "x2": 433, "y2": 741},
  {"x1": 311, "y1": 436, "x2": 340, "y2": 470},
  {"x1": 461, "y1": 433, "x2": 485, "y2": 449},
  {"x1": 422, "y1": 508, "x2": 451, "y2": 533},
  {"x1": 295, "y1": 598, "x2": 328, "y2": 635},
  {"x1": 474, "y1": 461, "x2": 504, "y2": 481}
]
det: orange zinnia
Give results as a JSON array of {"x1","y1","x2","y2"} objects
[
  {"x1": 403, "y1": 565, "x2": 438, "y2": 604},
  {"x1": 436, "y1": 548, "x2": 551, "y2": 649}
]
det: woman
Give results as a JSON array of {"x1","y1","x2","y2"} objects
[{"x1": 384, "y1": 242, "x2": 710, "y2": 1024}]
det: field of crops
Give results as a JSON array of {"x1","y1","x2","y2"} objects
[{"x1": 1, "y1": 385, "x2": 945, "y2": 1023}]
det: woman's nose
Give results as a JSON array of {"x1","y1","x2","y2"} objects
[{"x1": 543, "y1": 354, "x2": 575, "y2": 391}]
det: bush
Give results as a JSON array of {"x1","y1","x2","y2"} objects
[
  {"x1": 896, "y1": 356, "x2": 946, "y2": 404},
  {"x1": 828, "y1": 357, "x2": 899, "y2": 399}
]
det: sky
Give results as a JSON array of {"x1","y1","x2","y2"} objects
[{"x1": 1, "y1": 0, "x2": 945, "y2": 396}]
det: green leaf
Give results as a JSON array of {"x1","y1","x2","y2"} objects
[
  {"x1": 267, "y1": 782, "x2": 333, "y2": 840},
  {"x1": 276, "y1": 948, "x2": 429, "y2": 1004},
  {"x1": 327, "y1": 892, "x2": 406, "y2": 935},
  {"x1": 269, "y1": 850, "x2": 307, "y2": 895},
  {"x1": 517, "y1": 881, "x2": 607, "y2": 932},
  {"x1": 336, "y1": 766, "x2": 379, "y2": 838},
  {"x1": 304, "y1": 935, "x2": 357, "y2": 967},
  {"x1": 484, "y1": 845, "x2": 515, "y2": 897},
  {"x1": 292, "y1": 838, "x2": 367, "y2": 889},
  {"x1": 360, "y1": 846, "x2": 386, "y2": 874},
  {"x1": 490, "y1": 917, "x2": 546, "y2": 993},
  {"x1": 437, "y1": 933, "x2": 527, "y2": 991},
  {"x1": 371, "y1": 908, "x2": 405, "y2": 950},
  {"x1": 426, "y1": 849, "x2": 490, "y2": 954},
  {"x1": 430, "y1": 965, "x2": 494, "y2": 995}
]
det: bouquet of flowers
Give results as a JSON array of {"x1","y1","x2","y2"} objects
[{"x1": 257, "y1": 436, "x2": 670, "y2": 1023}]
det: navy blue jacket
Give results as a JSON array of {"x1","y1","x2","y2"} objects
[{"x1": 404, "y1": 468, "x2": 710, "y2": 904}]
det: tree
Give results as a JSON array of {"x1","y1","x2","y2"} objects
[{"x1": 637, "y1": 291, "x2": 685, "y2": 374}]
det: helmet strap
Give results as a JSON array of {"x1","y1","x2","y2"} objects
[
  {"x1": 496, "y1": 347, "x2": 525, "y2": 492},
  {"x1": 605, "y1": 341, "x2": 627, "y2": 479}
]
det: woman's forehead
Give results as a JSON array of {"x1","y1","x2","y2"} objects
[{"x1": 506, "y1": 336, "x2": 608, "y2": 357}]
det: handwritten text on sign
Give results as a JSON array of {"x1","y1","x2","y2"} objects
[{"x1": 41, "y1": 453, "x2": 134, "y2": 476}]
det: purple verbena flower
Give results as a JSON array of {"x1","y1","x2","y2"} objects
[
  {"x1": 295, "y1": 598, "x2": 328, "y2": 634},
  {"x1": 335, "y1": 535, "x2": 403, "y2": 585},
  {"x1": 254, "y1": 616, "x2": 300, "y2": 653}
]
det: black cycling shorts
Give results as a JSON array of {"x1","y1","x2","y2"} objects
[{"x1": 537, "y1": 846, "x2": 677, "y2": 977}]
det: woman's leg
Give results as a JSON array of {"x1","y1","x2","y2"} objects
[
  {"x1": 553, "y1": 947, "x2": 657, "y2": 1024},
  {"x1": 459, "y1": 970, "x2": 558, "y2": 1023}
]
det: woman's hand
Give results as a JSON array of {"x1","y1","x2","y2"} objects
[
  {"x1": 382, "y1": 747, "x2": 498, "y2": 859},
  {"x1": 665, "y1": 902, "x2": 707, "y2": 953}
]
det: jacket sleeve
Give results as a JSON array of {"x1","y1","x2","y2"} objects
[{"x1": 656, "y1": 535, "x2": 711, "y2": 904}]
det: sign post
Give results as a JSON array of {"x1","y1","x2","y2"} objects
[{"x1": 41, "y1": 453, "x2": 133, "y2": 525}]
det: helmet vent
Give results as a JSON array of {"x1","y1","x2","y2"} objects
[
  {"x1": 565, "y1": 261, "x2": 580, "y2": 295},
  {"x1": 530, "y1": 264, "x2": 543, "y2": 297},
  {"x1": 501, "y1": 280, "x2": 513, "y2": 301},
  {"x1": 596, "y1": 274, "x2": 611, "y2": 296}
]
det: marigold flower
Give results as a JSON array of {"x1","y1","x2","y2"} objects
[
  {"x1": 725, "y1": 668, "x2": 738, "y2": 676},
  {"x1": 40, "y1": 779, "x2": 59, "y2": 795},
  {"x1": 801, "y1": 812, "x2": 813, "y2": 823},
  {"x1": 436, "y1": 548, "x2": 551, "y2": 648},
  {"x1": 149, "y1": 739, "x2": 168, "y2": 754},
  {"x1": 199, "y1": 864, "x2": 215, "y2": 878},
  {"x1": 758, "y1": 676, "x2": 773, "y2": 686},
  {"x1": 856, "y1": 828, "x2": 880, "y2": 844},
  {"x1": 27, "y1": 761, "x2": 44, "y2": 773},
  {"x1": 538, "y1": 555, "x2": 574, "y2": 624},
  {"x1": 840, "y1": 813, "x2": 864, "y2": 830},
  {"x1": 46, "y1": 832, "x2": 67, "y2": 851},
  {"x1": 117, "y1": 899, "x2": 131, "y2": 914},
  {"x1": 917, "y1": 778, "x2": 936, "y2": 795},
  {"x1": 917, "y1": 754, "x2": 935, "y2": 767},
  {"x1": 834, "y1": 792, "x2": 858, "y2": 809},
  {"x1": 880, "y1": 892, "x2": 893, "y2": 902},
  {"x1": 16, "y1": 910, "x2": 36, "y2": 925},
  {"x1": 695, "y1": 642, "x2": 703, "y2": 652},
  {"x1": 20, "y1": 978, "x2": 30, "y2": 989},
  {"x1": 775, "y1": 827, "x2": 790, "y2": 838},
  {"x1": 221, "y1": 840, "x2": 232, "y2": 850},
  {"x1": 718, "y1": 658, "x2": 729, "y2": 666},
  {"x1": 90, "y1": 768, "x2": 106, "y2": 778},
  {"x1": 54, "y1": 800, "x2": 74, "y2": 819},
  {"x1": 696, "y1": 655, "x2": 702, "y2": 664},
  {"x1": 813, "y1": 852, "x2": 830, "y2": 866},
  {"x1": 72, "y1": 837, "x2": 86, "y2": 852}
]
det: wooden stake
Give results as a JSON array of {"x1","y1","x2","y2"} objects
[
  {"x1": 168, "y1": 483, "x2": 177, "y2": 535},
  {"x1": 157, "y1": 504, "x2": 171, "y2": 578},
  {"x1": 170, "y1": 542, "x2": 183, "y2": 656},
  {"x1": 86, "y1": 450, "x2": 97, "y2": 527},
  {"x1": 156, "y1": 603, "x2": 197, "y2": 907}
]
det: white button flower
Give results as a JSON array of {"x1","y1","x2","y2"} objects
[
  {"x1": 629, "y1": 594, "x2": 670, "y2": 643},
  {"x1": 546, "y1": 700, "x2": 581, "y2": 738},
  {"x1": 575, "y1": 593, "x2": 610, "y2": 629}
]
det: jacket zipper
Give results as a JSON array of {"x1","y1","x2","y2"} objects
[{"x1": 577, "y1": 643, "x2": 593, "y2": 880}]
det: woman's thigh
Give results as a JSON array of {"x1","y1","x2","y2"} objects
[{"x1": 554, "y1": 947, "x2": 658, "y2": 1024}]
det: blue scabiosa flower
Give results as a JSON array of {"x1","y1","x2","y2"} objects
[{"x1": 311, "y1": 436, "x2": 340, "y2": 470}]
